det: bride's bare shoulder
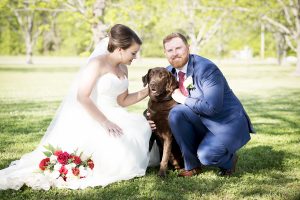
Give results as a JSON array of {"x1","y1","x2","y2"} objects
[{"x1": 86, "y1": 55, "x2": 107, "y2": 73}]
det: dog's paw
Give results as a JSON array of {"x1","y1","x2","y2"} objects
[{"x1": 158, "y1": 169, "x2": 167, "y2": 177}]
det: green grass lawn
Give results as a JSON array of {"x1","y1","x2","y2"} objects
[{"x1": 0, "y1": 58, "x2": 299, "y2": 200}]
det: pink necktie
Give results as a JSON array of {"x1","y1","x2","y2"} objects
[{"x1": 178, "y1": 71, "x2": 188, "y2": 96}]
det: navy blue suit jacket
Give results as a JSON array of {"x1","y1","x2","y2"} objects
[{"x1": 167, "y1": 54, "x2": 255, "y2": 153}]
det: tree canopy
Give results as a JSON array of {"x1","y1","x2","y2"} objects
[{"x1": 0, "y1": 0, "x2": 299, "y2": 72}]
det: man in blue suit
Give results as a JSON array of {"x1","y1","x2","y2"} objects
[{"x1": 162, "y1": 33, "x2": 255, "y2": 177}]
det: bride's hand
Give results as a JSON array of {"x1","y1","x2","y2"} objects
[{"x1": 101, "y1": 120, "x2": 123, "y2": 137}]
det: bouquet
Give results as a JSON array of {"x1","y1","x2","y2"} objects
[{"x1": 39, "y1": 144, "x2": 94, "y2": 182}]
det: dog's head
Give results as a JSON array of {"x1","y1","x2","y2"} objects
[{"x1": 142, "y1": 67, "x2": 178, "y2": 102}]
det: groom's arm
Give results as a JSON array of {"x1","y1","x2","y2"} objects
[{"x1": 185, "y1": 69, "x2": 225, "y2": 117}]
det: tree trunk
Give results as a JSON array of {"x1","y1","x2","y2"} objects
[
  {"x1": 24, "y1": 14, "x2": 34, "y2": 64},
  {"x1": 91, "y1": 0, "x2": 107, "y2": 46},
  {"x1": 296, "y1": 0, "x2": 300, "y2": 74},
  {"x1": 296, "y1": 38, "x2": 300, "y2": 75},
  {"x1": 189, "y1": 41, "x2": 200, "y2": 54},
  {"x1": 25, "y1": 38, "x2": 33, "y2": 64},
  {"x1": 260, "y1": 23, "x2": 265, "y2": 60}
]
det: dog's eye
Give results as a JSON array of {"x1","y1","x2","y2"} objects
[{"x1": 159, "y1": 72, "x2": 167, "y2": 79}]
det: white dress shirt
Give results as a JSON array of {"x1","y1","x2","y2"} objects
[{"x1": 175, "y1": 62, "x2": 188, "y2": 81}]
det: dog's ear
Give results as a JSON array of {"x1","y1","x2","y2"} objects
[
  {"x1": 166, "y1": 71, "x2": 178, "y2": 93},
  {"x1": 142, "y1": 69, "x2": 152, "y2": 87}
]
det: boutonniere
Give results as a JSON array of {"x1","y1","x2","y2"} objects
[{"x1": 183, "y1": 76, "x2": 195, "y2": 90}]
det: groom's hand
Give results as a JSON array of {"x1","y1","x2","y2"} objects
[
  {"x1": 146, "y1": 111, "x2": 156, "y2": 131},
  {"x1": 172, "y1": 89, "x2": 187, "y2": 104}
]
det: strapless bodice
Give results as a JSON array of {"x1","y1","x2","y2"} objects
[{"x1": 95, "y1": 73, "x2": 128, "y2": 107}]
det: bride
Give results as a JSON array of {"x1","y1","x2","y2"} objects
[{"x1": 0, "y1": 24, "x2": 158, "y2": 190}]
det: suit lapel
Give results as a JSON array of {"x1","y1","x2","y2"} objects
[
  {"x1": 186, "y1": 55, "x2": 194, "y2": 78},
  {"x1": 170, "y1": 67, "x2": 177, "y2": 79}
]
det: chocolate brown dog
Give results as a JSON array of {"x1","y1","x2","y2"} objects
[{"x1": 142, "y1": 67, "x2": 183, "y2": 177}]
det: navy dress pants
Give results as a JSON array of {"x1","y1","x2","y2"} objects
[{"x1": 168, "y1": 105, "x2": 234, "y2": 170}]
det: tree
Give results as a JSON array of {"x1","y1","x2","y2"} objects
[
  {"x1": 9, "y1": 1, "x2": 43, "y2": 63},
  {"x1": 261, "y1": 0, "x2": 300, "y2": 74},
  {"x1": 104, "y1": 0, "x2": 166, "y2": 57},
  {"x1": 179, "y1": 0, "x2": 230, "y2": 54},
  {"x1": 5, "y1": 0, "x2": 62, "y2": 64},
  {"x1": 0, "y1": 0, "x2": 24, "y2": 55},
  {"x1": 64, "y1": 0, "x2": 107, "y2": 48}
]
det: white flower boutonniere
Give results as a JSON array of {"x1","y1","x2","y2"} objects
[{"x1": 183, "y1": 76, "x2": 195, "y2": 90}]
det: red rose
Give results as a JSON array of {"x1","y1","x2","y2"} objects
[
  {"x1": 39, "y1": 157, "x2": 50, "y2": 170},
  {"x1": 72, "y1": 167, "x2": 80, "y2": 176},
  {"x1": 54, "y1": 150, "x2": 63, "y2": 156},
  {"x1": 57, "y1": 152, "x2": 70, "y2": 165},
  {"x1": 72, "y1": 155, "x2": 81, "y2": 165},
  {"x1": 59, "y1": 165, "x2": 68, "y2": 175},
  {"x1": 87, "y1": 159, "x2": 94, "y2": 170}
]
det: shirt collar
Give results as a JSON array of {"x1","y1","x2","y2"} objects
[{"x1": 175, "y1": 62, "x2": 188, "y2": 75}]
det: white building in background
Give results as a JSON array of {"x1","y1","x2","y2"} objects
[{"x1": 232, "y1": 46, "x2": 253, "y2": 59}]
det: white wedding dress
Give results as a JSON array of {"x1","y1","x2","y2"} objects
[{"x1": 0, "y1": 39, "x2": 158, "y2": 190}]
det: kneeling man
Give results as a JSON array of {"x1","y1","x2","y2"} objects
[{"x1": 156, "y1": 33, "x2": 255, "y2": 177}]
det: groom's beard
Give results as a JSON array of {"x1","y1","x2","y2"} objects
[{"x1": 168, "y1": 54, "x2": 189, "y2": 69}]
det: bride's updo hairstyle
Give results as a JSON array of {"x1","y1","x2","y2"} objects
[{"x1": 107, "y1": 24, "x2": 142, "y2": 53}]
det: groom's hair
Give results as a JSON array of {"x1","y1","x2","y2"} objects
[
  {"x1": 107, "y1": 24, "x2": 142, "y2": 53},
  {"x1": 163, "y1": 33, "x2": 188, "y2": 48}
]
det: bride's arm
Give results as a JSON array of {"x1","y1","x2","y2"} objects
[
  {"x1": 117, "y1": 65, "x2": 149, "y2": 107},
  {"x1": 77, "y1": 60, "x2": 122, "y2": 136},
  {"x1": 117, "y1": 88, "x2": 149, "y2": 107}
]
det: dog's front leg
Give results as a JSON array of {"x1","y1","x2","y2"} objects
[{"x1": 158, "y1": 134, "x2": 172, "y2": 177}]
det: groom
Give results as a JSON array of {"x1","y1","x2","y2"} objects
[{"x1": 160, "y1": 33, "x2": 255, "y2": 177}]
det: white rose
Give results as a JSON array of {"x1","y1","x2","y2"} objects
[
  {"x1": 43, "y1": 169, "x2": 51, "y2": 176},
  {"x1": 79, "y1": 166, "x2": 88, "y2": 177},
  {"x1": 70, "y1": 163, "x2": 76, "y2": 168},
  {"x1": 50, "y1": 171, "x2": 60, "y2": 179},
  {"x1": 54, "y1": 163, "x2": 62, "y2": 171},
  {"x1": 49, "y1": 155, "x2": 57, "y2": 163},
  {"x1": 65, "y1": 164, "x2": 72, "y2": 171},
  {"x1": 80, "y1": 153, "x2": 89, "y2": 161},
  {"x1": 67, "y1": 174, "x2": 79, "y2": 181},
  {"x1": 65, "y1": 163, "x2": 76, "y2": 171},
  {"x1": 66, "y1": 169, "x2": 76, "y2": 178}
]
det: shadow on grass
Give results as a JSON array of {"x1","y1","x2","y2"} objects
[
  {"x1": 239, "y1": 145, "x2": 286, "y2": 173},
  {"x1": 238, "y1": 146, "x2": 300, "y2": 199},
  {"x1": 0, "y1": 100, "x2": 59, "y2": 135},
  {"x1": 241, "y1": 88, "x2": 300, "y2": 135},
  {"x1": 0, "y1": 148, "x2": 298, "y2": 199},
  {"x1": 0, "y1": 117, "x2": 52, "y2": 135},
  {"x1": 0, "y1": 84, "x2": 299, "y2": 199}
]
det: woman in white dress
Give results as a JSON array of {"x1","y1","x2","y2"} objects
[{"x1": 0, "y1": 24, "x2": 157, "y2": 190}]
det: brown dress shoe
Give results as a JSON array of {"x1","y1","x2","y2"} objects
[
  {"x1": 219, "y1": 154, "x2": 238, "y2": 176},
  {"x1": 178, "y1": 167, "x2": 202, "y2": 177}
]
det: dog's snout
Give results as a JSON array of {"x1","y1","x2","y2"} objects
[
  {"x1": 149, "y1": 82, "x2": 156, "y2": 88},
  {"x1": 149, "y1": 82, "x2": 158, "y2": 94}
]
